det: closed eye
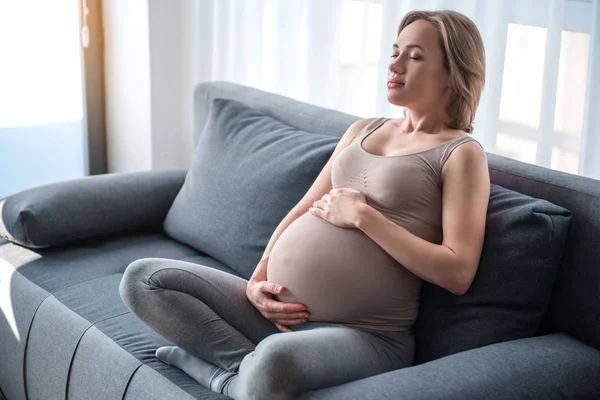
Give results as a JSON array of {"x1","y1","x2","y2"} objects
[{"x1": 389, "y1": 54, "x2": 421, "y2": 60}]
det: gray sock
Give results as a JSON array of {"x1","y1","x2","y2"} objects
[{"x1": 155, "y1": 346, "x2": 237, "y2": 393}]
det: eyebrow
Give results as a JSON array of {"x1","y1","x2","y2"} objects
[{"x1": 392, "y1": 44, "x2": 425, "y2": 51}]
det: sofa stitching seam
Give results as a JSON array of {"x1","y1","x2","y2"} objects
[
  {"x1": 22, "y1": 291, "x2": 53, "y2": 400},
  {"x1": 52, "y1": 273, "x2": 126, "y2": 295},
  {"x1": 121, "y1": 364, "x2": 143, "y2": 400},
  {"x1": 65, "y1": 323, "x2": 94, "y2": 400}
]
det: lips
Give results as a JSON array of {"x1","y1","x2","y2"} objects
[
  {"x1": 387, "y1": 80, "x2": 405, "y2": 88},
  {"x1": 387, "y1": 75, "x2": 405, "y2": 88}
]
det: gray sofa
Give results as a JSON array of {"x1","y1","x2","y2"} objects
[{"x1": 1, "y1": 81, "x2": 599, "y2": 399}]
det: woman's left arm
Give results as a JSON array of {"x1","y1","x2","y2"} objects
[{"x1": 355, "y1": 141, "x2": 490, "y2": 295}]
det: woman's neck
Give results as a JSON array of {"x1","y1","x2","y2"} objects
[{"x1": 400, "y1": 108, "x2": 449, "y2": 135}]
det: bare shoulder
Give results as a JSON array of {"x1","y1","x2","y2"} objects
[
  {"x1": 454, "y1": 135, "x2": 486, "y2": 160},
  {"x1": 449, "y1": 129, "x2": 485, "y2": 156},
  {"x1": 441, "y1": 135, "x2": 489, "y2": 183},
  {"x1": 343, "y1": 117, "x2": 378, "y2": 141}
]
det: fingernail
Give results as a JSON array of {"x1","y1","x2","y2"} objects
[{"x1": 276, "y1": 286, "x2": 282, "y2": 291}]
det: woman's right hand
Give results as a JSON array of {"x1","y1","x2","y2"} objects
[{"x1": 246, "y1": 262, "x2": 310, "y2": 332}]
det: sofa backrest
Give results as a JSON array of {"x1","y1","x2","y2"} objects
[
  {"x1": 194, "y1": 81, "x2": 600, "y2": 351},
  {"x1": 487, "y1": 153, "x2": 600, "y2": 350},
  {"x1": 193, "y1": 81, "x2": 360, "y2": 147}
]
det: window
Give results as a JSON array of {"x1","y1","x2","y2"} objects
[{"x1": 336, "y1": 0, "x2": 597, "y2": 176}]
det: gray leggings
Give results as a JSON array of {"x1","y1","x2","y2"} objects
[{"x1": 119, "y1": 258, "x2": 415, "y2": 399}]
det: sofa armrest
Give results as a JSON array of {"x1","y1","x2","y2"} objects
[
  {"x1": 0, "y1": 169, "x2": 187, "y2": 249},
  {"x1": 300, "y1": 333, "x2": 600, "y2": 400}
]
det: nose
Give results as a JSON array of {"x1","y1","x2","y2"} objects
[{"x1": 388, "y1": 55, "x2": 405, "y2": 75}]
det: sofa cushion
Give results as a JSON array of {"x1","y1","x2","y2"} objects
[
  {"x1": 487, "y1": 152, "x2": 600, "y2": 351},
  {"x1": 0, "y1": 170, "x2": 186, "y2": 249},
  {"x1": 301, "y1": 333, "x2": 600, "y2": 400},
  {"x1": 414, "y1": 184, "x2": 572, "y2": 364},
  {"x1": 163, "y1": 98, "x2": 339, "y2": 279},
  {"x1": 0, "y1": 232, "x2": 233, "y2": 400}
]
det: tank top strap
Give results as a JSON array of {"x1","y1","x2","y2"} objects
[
  {"x1": 351, "y1": 117, "x2": 390, "y2": 144},
  {"x1": 438, "y1": 135, "x2": 482, "y2": 166}
]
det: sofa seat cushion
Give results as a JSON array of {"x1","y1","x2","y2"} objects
[
  {"x1": 299, "y1": 332, "x2": 600, "y2": 400},
  {"x1": 414, "y1": 184, "x2": 572, "y2": 364},
  {"x1": 163, "y1": 98, "x2": 341, "y2": 279},
  {"x1": 0, "y1": 232, "x2": 239, "y2": 400}
]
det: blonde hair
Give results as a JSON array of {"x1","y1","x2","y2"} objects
[{"x1": 397, "y1": 10, "x2": 485, "y2": 133}]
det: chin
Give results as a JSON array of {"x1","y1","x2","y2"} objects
[{"x1": 386, "y1": 92, "x2": 410, "y2": 108}]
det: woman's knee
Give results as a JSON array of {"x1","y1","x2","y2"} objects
[{"x1": 119, "y1": 258, "x2": 164, "y2": 312}]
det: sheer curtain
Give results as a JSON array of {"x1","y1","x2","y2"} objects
[{"x1": 195, "y1": 0, "x2": 600, "y2": 179}]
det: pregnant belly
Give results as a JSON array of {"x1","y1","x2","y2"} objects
[{"x1": 266, "y1": 212, "x2": 421, "y2": 327}]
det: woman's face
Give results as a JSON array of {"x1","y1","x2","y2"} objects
[{"x1": 387, "y1": 19, "x2": 450, "y2": 112}]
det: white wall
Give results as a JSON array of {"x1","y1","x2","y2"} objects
[
  {"x1": 148, "y1": 0, "x2": 186, "y2": 169},
  {"x1": 103, "y1": 0, "x2": 199, "y2": 172},
  {"x1": 179, "y1": 0, "x2": 205, "y2": 168},
  {"x1": 103, "y1": 0, "x2": 153, "y2": 172}
]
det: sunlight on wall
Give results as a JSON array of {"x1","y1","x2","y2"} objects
[
  {"x1": 340, "y1": 0, "x2": 382, "y2": 64},
  {"x1": 554, "y1": 31, "x2": 589, "y2": 139},
  {"x1": 338, "y1": 0, "x2": 383, "y2": 117},
  {"x1": 496, "y1": 132, "x2": 538, "y2": 165},
  {"x1": 499, "y1": 24, "x2": 547, "y2": 131},
  {"x1": 551, "y1": 30, "x2": 590, "y2": 174},
  {"x1": 0, "y1": 0, "x2": 83, "y2": 128},
  {"x1": 496, "y1": 23, "x2": 590, "y2": 174}
]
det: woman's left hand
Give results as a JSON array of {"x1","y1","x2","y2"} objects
[{"x1": 309, "y1": 187, "x2": 367, "y2": 228}]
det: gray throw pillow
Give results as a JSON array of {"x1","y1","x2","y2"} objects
[
  {"x1": 414, "y1": 184, "x2": 572, "y2": 364},
  {"x1": 163, "y1": 98, "x2": 340, "y2": 279}
]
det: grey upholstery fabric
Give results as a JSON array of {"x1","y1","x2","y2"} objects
[
  {"x1": 487, "y1": 153, "x2": 600, "y2": 350},
  {"x1": 66, "y1": 326, "x2": 142, "y2": 400},
  {"x1": 414, "y1": 184, "x2": 571, "y2": 364},
  {"x1": 299, "y1": 332, "x2": 600, "y2": 400},
  {"x1": 0, "y1": 264, "x2": 50, "y2": 400},
  {"x1": 123, "y1": 365, "x2": 206, "y2": 400},
  {"x1": 0, "y1": 169, "x2": 186, "y2": 249},
  {"x1": 0, "y1": 232, "x2": 234, "y2": 400},
  {"x1": 192, "y1": 81, "x2": 360, "y2": 150},
  {"x1": 164, "y1": 98, "x2": 340, "y2": 279},
  {"x1": 6, "y1": 233, "x2": 203, "y2": 293},
  {"x1": 25, "y1": 296, "x2": 94, "y2": 400},
  {"x1": 95, "y1": 312, "x2": 229, "y2": 399}
]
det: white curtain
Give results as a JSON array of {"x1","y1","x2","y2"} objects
[{"x1": 195, "y1": 0, "x2": 600, "y2": 179}]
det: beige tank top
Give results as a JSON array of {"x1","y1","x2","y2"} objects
[{"x1": 266, "y1": 117, "x2": 482, "y2": 332}]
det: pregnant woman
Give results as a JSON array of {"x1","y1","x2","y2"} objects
[{"x1": 120, "y1": 10, "x2": 490, "y2": 400}]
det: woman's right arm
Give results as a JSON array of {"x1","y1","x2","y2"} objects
[{"x1": 246, "y1": 118, "x2": 375, "y2": 331}]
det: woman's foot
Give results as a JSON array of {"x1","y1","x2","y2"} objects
[{"x1": 155, "y1": 346, "x2": 236, "y2": 392}]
